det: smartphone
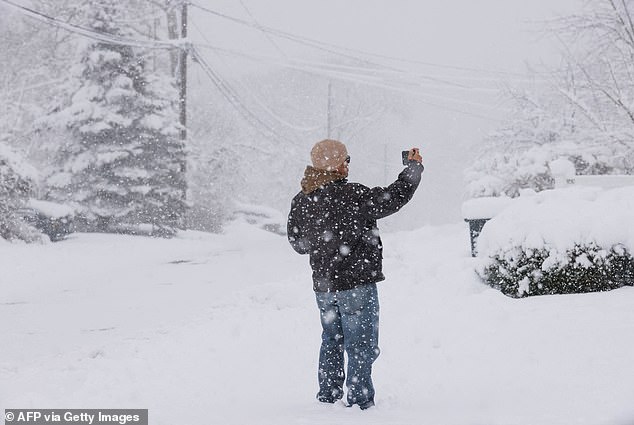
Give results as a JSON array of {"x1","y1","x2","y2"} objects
[{"x1": 402, "y1": 150, "x2": 410, "y2": 165}]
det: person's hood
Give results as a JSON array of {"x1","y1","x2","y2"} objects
[{"x1": 300, "y1": 166, "x2": 346, "y2": 194}]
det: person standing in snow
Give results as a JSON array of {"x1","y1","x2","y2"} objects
[{"x1": 287, "y1": 139, "x2": 424, "y2": 410}]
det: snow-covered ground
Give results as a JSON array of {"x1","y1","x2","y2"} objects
[{"x1": 2, "y1": 220, "x2": 634, "y2": 425}]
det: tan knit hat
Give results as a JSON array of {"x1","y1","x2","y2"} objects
[{"x1": 310, "y1": 139, "x2": 348, "y2": 171}]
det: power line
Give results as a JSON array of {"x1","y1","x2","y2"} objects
[
  {"x1": 2, "y1": 0, "x2": 528, "y2": 95},
  {"x1": 189, "y1": 2, "x2": 555, "y2": 95},
  {"x1": 191, "y1": 18, "x2": 502, "y2": 137},
  {"x1": 195, "y1": 43, "x2": 503, "y2": 133},
  {"x1": 237, "y1": 0, "x2": 287, "y2": 59},
  {"x1": 188, "y1": 1, "x2": 423, "y2": 73},
  {"x1": 194, "y1": 40, "x2": 551, "y2": 92},
  {"x1": 188, "y1": 1, "x2": 548, "y2": 79},
  {"x1": 194, "y1": 42, "x2": 505, "y2": 120},
  {"x1": 194, "y1": 42, "x2": 504, "y2": 97},
  {"x1": 191, "y1": 46, "x2": 301, "y2": 144},
  {"x1": 186, "y1": 7, "x2": 508, "y2": 119},
  {"x1": 0, "y1": 0, "x2": 179, "y2": 50},
  {"x1": 2, "y1": 0, "x2": 504, "y2": 127},
  {"x1": 191, "y1": 21, "x2": 323, "y2": 133},
  {"x1": 4, "y1": 0, "x2": 546, "y2": 88}
]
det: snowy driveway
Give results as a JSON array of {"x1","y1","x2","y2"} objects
[{"x1": 2, "y1": 222, "x2": 634, "y2": 425}]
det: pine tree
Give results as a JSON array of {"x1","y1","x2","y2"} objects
[{"x1": 46, "y1": 0, "x2": 186, "y2": 235}]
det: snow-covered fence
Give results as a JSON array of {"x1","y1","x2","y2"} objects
[
  {"x1": 551, "y1": 158, "x2": 634, "y2": 189},
  {"x1": 561, "y1": 174, "x2": 634, "y2": 189}
]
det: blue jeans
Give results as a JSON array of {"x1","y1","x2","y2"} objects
[{"x1": 315, "y1": 283, "x2": 380, "y2": 406}]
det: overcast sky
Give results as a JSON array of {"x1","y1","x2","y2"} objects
[
  {"x1": 191, "y1": 0, "x2": 581, "y2": 225},
  {"x1": 192, "y1": 0, "x2": 578, "y2": 73}
]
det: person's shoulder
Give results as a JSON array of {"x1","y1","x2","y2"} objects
[
  {"x1": 337, "y1": 181, "x2": 371, "y2": 200},
  {"x1": 291, "y1": 191, "x2": 308, "y2": 204},
  {"x1": 343, "y1": 181, "x2": 370, "y2": 191}
]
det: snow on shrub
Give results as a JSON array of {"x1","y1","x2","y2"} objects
[{"x1": 476, "y1": 186, "x2": 634, "y2": 297}]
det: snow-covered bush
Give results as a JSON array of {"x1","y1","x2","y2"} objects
[
  {"x1": 482, "y1": 243, "x2": 634, "y2": 297},
  {"x1": 476, "y1": 186, "x2": 634, "y2": 298},
  {"x1": 0, "y1": 143, "x2": 41, "y2": 242}
]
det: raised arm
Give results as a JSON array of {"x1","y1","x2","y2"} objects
[{"x1": 361, "y1": 151, "x2": 424, "y2": 220}]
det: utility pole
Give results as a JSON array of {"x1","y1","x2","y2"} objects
[
  {"x1": 177, "y1": 1, "x2": 188, "y2": 206},
  {"x1": 179, "y1": 1, "x2": 188, "y2": 143}
]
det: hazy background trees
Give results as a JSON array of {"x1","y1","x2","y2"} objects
[
  {"x1": 4, "y1": 0, "x2": 630, "y2": 241},
  {"x1": 0, "y1": 0, "x2": 413, "y2": 240},
  {"x1": 466, "y1": 0, "x2": 634, "y2": 198}
]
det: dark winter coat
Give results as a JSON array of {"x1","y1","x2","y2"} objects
[{"x1": 287, "y1": 162, "x2": 424, "y2": 292}]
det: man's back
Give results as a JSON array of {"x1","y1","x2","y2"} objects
[{"x1": 288, "y1": 163, "x2": 423, "y2": 292}]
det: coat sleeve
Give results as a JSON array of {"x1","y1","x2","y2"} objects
[
  {"x1": 361, "y1": 162, "x2": 424, "y2": 220},
  {"x1": 287, "y1": 195, "x2": 311, "y2": 255}
]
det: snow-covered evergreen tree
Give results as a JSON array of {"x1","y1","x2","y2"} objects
[{"x1": 46, "y1": 0, "x2": 186, "y2": 234}]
